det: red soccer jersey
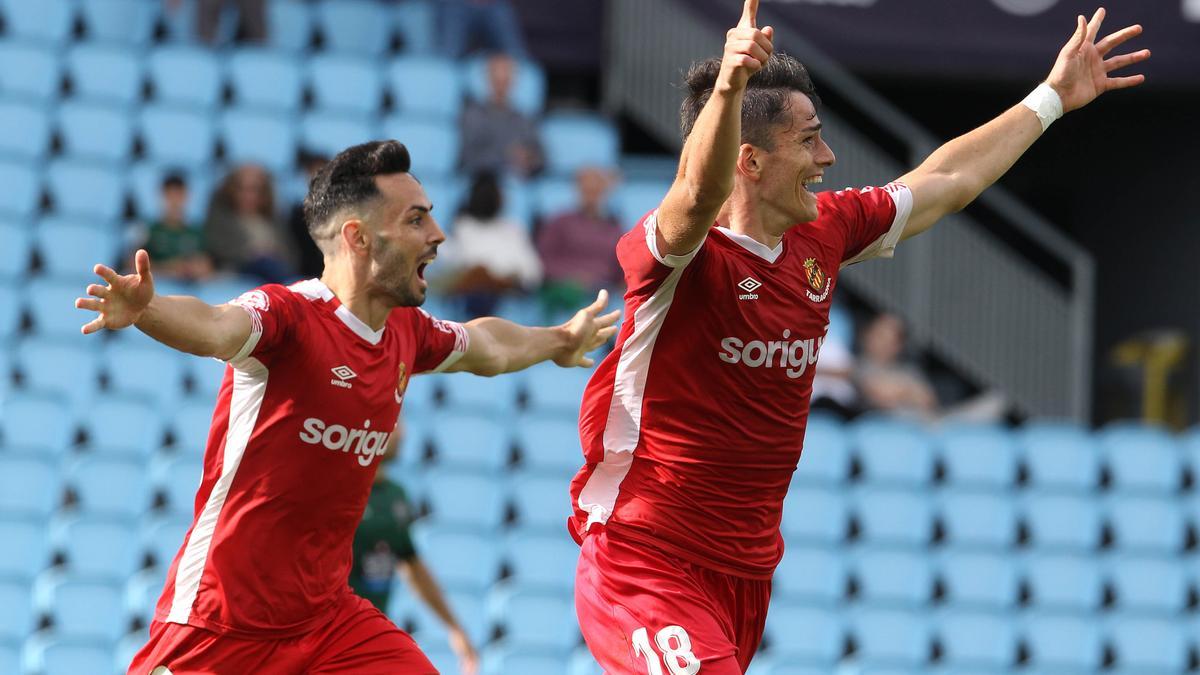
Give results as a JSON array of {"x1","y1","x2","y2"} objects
[
  {"x1": 570, "y1": 184, "x2": 913, "y2": 579},
  {"x1": 155, "y1": 279, "x2": 468, "y2": 637}
]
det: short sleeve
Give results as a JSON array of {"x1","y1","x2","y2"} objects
[
  {"x1": 616, "y1": 209, "x2": 706, "y2": 296},
  {"x1": 411, "y1": 308, "x2": 470, "y2": 374},
  {"x1": 823, "y1": 182, "x2": 913, "y2": 267},
  {"x1": 225, "y1": 284, "x2": 298, "y2": 364}
]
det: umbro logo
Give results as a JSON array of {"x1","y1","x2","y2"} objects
[
  {"x1": 330, "y1": 365, "x2": 357, "y2": 389},
  {"x1": 738, "y1": 276, "x2": 761, "y2": 300}
]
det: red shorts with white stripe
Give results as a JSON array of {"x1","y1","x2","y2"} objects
[
  {"x1": 575, "y1": 529, "x2": 771, "y2": 675},
  {"x1": 126, "y1": 593, "x2": 435, "y2": 675}
]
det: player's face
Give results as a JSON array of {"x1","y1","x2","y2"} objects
[
  {"x1": 757, "y1": 92, "x2": 836, "y2": 225},
  {"x1": 367, "y1": 173, "x2": 446, "y2": 307}
]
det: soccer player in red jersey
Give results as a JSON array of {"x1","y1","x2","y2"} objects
[
  {"x1": 74, "y1": 141, "x2": 619, "y2": 674},
  {"x1": 570, "y1": 2, "x2": 1147, "y2": 672}
]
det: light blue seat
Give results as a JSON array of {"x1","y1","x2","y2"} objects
[
  {"x1": 139, "y1": 105, "x2": 216, "y2": 166},
  {"x1": 415, "y1": 175, "x2": 464, "y2": 226},
  {"x1": 125, "y1": 567, "x2": 167, "y2": 623},
  {"x1": 60, "y1": 517, "x2": 142, "y2": 579},
  {"x1": 488, "y1": 587, "x2": 577, "y2": 651},
  {"x1": 116, "y1": 629, "x2": 150, "y2": 675},
  {"x1": 79, "y1": 0, "x2": 157, "y2": 46},
  {"x1": 611, "y1": 179, "x2": 671, "y2": 232},
  {"x1": 499, "y1": 175, "x2": 533, "y2": 227},
  {"x1": 532, "y1": 177, "x2": 576, "y2": 219},
  {"x1": 0, "y1": 517, "x2": 50, "y2": 580},
  {"x1": 143, "y1": 517, "x2": 190, "y2": 570},
  {"x1": 34, "y1": 218, "x2": 121, "y2": 280},
  {"x1": 160, "y1": 456, "x2": 204, "y2": 517},
  {"x1": 540, "y1": 113, "x2": 619, "y2": 175},
  {"x1": 0, "y1": 0, "x2": 74, "y2": 44},
  {"x1": 147, "y1": 47, "x2": 222, "y2": 108},
  {"x1": 1107, "y1": 616, "x2": 1190, "y2": 672},
  {"x1": 0, "y1": 580, "x2": 33, "y2": 641},
  {"x1": 0, "y1": 282, "x2": 17, "y2": 343},
  {"x1": 392, "y1": 0, "x2": 435, "y2": 54},
  {"x1": 1, "y1": 394, "x2": 74, "y2": 453},
  {"x1": 84, "y1": 398, "x2": 165, "y2": 456},
  {"x1": 427, "y1": 413, "x2": 510, "y2": 471},
  {"x1": 523, "y1": 362, "x2": 593, "y2": 415},
  {"x1": 464, "y1": 57, "x2": 545, "y2": 116},
  {"x1": 17, "y1": 339, "x2": 100, "y2": 411},
  {"x1": 408, "y1": 589, "x2": 488, "y2": 648},
  {"x1": 1099, "y1": 425, "x2": 1182, "y2": 494},
  {"x1": 46, "y1": 160, "x2": 127, "y2": 221},
  {"x1": 510, "y1": 473, "x2": 571, "y2": 533},
  {"x1": 172, "y1": 399, "x2": 216, "y2": 455},
  {"x1": 853, "y1": 548, "x2": 933, "y2": 607},
  {"x1": 1023, "y1": 553, "x2": 1103, "y2": 612},
  {"x1": 68, "y1": 456, "x2": 149, "y2": 518},
  {"x1": 300, "y1": 111, "x2": 380, "y2": 158},
  {"x1": 1107, "y1": 555, "x2": 1189, "y2": 614},
  {"x1": 422, "y1": 468, "x2": 506, "y2": 529},
  {"x1": 854, "y1": 489, "x2": 934, "y2": 547},
  {"x1": 46, "y1": 578, "x2": 129, "y2": 642},
  {"x1": 380, "y1": 116, "x2": 459, "y2": 177},
  {"x1": 26, "y1": 278, "x2": 97, "y2": 339},
  {"x1": 757, "y1": 667, "x2": 831, "y2": 675},
  {"x1": 937, "y1": 425, "x2": 1019, "y2": 490},
  {"x1": 220, "y1": 110, "x2": 298, "y2": 173},
  {"x1": 1017, "y1": 612, "x2": 1099, "y2": 667},
  {"x1": 104, "y1": 343, "x2": 188, "y2": 412},
  {"x1": 0, "y1": 160, "x2": 42, "y2": 219},
  {"x1": 763, "y1": 603, "x2": 843, "y2": 663},
  {"x1": 503, "y1": 531, "x2": 579, "y2": 592},
  {"x1": 0, "y1": 641, "x2": 17, "y2": 675},
  {"x1": 1022, "y1": 493, "x2": 1102, "y2": 551},
  {"x1": 515, "y1": 416, "x2": 582, "y2": 476},
  {"x1": 187, "y1": 355, "x2": 229, "y2": 402},
  {"x1": 937, "y1": 490, "x2": 1017, "y2": 549},
  {"x1": 64, "y1": 44, "x2": 143, "y2": 107},
  {"x1": 387, "y1": 56, "x2": 462, "y2": 118},
  {"x1": 0, "y1": 43, "x2": 60, "y2": 101},
  {"x1": 438, "y1": 372, "x2": 520, "y2": 416},
  {"x1": 0, "y1": 221, "x2": 29, "y2": 277},
  {"x1": 793, "y1": 416, "x2": 851, "y2": 485},
  {"x1": 411, "y1": 525, "x2": 501, "y2": 592},
  {"x1": 308, "y1": 54, "x2": 383, "y2": 116},
  {"x1": 938, "y1": 550, "x2": 1018, "y2": 610},
  {"x1": 1106, "y1": 495, "x2": 1186, "y2": 554},
  {"x1": 129, "y1": 162, "x2": 212, "y2": 223},
  {"x1": 853, "y1": 418, "x2": 935, "y2": 486},
  {"x1": 482, "y1": 649, "x2": 564, "y2": 675},
  {"x1": 935, "y1": 611, "x2": 1017, "y2": 669},
  {"x1": 1019, "y1": 426, "x2": 1100, "y2": 492},
  {"x1": 781, "y1": 485, "x2": 848, "y2": 545},
  {"x1": 773, "y1": 545, "x2": 846, "y2": 605},
  {"x1": 0, "y1": 99, "x2": 51, "y2": 160},
  {"x1": 315, "y1": 0, "x2": 394, "y2": 56},
  {"x1": 851, "y1": 608, "x2": 931, "y2": 667},
  {"x1": 266, "y1": 0, "x2": 314, "y2": 52},
  {"x1": 229, "y1": 48, "x2": 304, "y2": 112}
]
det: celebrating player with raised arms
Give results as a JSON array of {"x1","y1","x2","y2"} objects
[
  {"x1": 570, "y1": 2, "x2": 1147, "y2": 672},
  {"x1": 75, "y1": 140, "x2": 618, "y2": 674}
]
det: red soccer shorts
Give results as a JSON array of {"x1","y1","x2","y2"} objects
[
  {"x1": 575, "y1": 529, "x2": 771, "y2": 675},
  {"x1": 126, "y1": 592, "x2": 436, "y2": 675}
]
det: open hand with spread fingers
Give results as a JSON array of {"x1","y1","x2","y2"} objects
[
  {"x1": 554, "y1": 289, "x2": 621, "y2": 368},
  {"x1": 720, "y1": 0, "x2": 775, "y2": 91},
  {"x1": 1046, "y1": 7, "x2": 1150, "y2": 113},
  {"x1": 76, "y1": 248, "x2": 156, "y2": 335}
]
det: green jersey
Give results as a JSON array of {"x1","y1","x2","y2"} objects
[
  {"x1": 350, "y1": 478, "x2": 418, "y2": 611},
  {"x1": 144, "y1": 221, "x2": 205, "y2": 262}
]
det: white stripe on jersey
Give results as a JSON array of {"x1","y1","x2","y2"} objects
[
  {"x1": 841, "y1": 182, "x2": 914, "y2": 267},
  {"x1": 166, "y1": 358, "x2": 269, "y2": 624}
]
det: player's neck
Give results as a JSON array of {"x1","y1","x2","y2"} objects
[
  {"x1": 319, "y1": 266, "x2": 391, "y2": 331},
  {"x1": 721, "y1": 198, "x2": 786, "y2": 250}
]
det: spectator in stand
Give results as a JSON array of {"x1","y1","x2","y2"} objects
[
  {"x1": 132, "y1": 172, "x2": 213, "y2": 283},
  {"x1": 536, "y1": 166, "x2": 623, "y2": 319},
  {"x1": 459, "y1": 54, "x2": 543, "y2": 178},
  {"x1": 204, "y1": 164, "x2": 295, "y2": 283},
  {"x1": 438, "y1": 171, "x2": 542, "y2": 318},
  {"x1": 165, "y1": 0, "x2": 266, "y2": 44},
  {"x1": 286, "y1": 151, "x2": 330, "y2": 280},
  {"x1": 441, "y1": 0, "x2": 529, "y2": 59}
]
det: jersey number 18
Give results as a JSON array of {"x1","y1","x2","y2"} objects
[{"x1": 631, "y1": 625, "x2": 701, "y2": 675}]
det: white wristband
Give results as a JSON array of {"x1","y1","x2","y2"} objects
[{"x1": 1022, "y1": 83, "x2": 1063, "y2": 132}]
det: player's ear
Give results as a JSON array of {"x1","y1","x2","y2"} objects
[
  {"x1": 340, "y1": 219, "x2": 370, "y2": 257},
  {"x1": 736, "y1": 143, "x2": 762, "y2": 180}
]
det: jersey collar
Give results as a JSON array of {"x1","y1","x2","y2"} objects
[
  {"x1": 715, "y1": 227, "x2": 784, "y2": 263},
  {"x1": 289, "y1": 278, "x2": 386, "y2": 345}
]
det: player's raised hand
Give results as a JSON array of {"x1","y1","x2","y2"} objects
[
  {"x1": 76, "y1": 249, "x2": 156, "y2": 334},
  {"x1": 554, "y1": 289, "x2": 621, "y2": 368},
  {"x1": 1045, "y1": 7, "x2": 1149, "y2": 113},
  {"x1": 720, "y1": 0, "x2": 774, "y2": 91}
]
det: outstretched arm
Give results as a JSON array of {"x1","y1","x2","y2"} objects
[
  {"x1": 656, "y1": 0, "x2": 774, "y2": 256},
  {"x1": 76, "y1": 249, "x2": 251, "y2": 359},
  {"x1": 398, "y1": 558, "x2": 479, "y2": 675},
  {"x1": 898, "y1": 8, "x2": 1149, "y2": 239},
  {"x1": 444, "y1": 290, "x2": 620, "y2": 376}
]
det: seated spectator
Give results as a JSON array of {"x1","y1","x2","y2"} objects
[
  {"x1": 204, "y1": 164, "x2": 295, "y2": 283},
  {"x1": 286, "y1": 151, "x2": 330, "y2": 279},
  {"x1": 459, "y1": 54, "x2": 543, "y2": 178},
  {"x1": 132, "y1": 172, "x2": 213, "y2": 282},
  {"x1": 811, "y1": 314, "x2": 859, "y2": 420},
  {"x1": 536, "y1": 166, "x2": 623, "y2": 319},
  {"x1": 438, "y1": 172, "x2": 542, "y2": 318},
  {"x1": 440, "y1": 0, "x2": 529, "y2": 59}
]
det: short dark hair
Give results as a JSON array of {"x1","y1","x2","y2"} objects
[
  {"x1": 459, "y1": 171, "x2": 503, "y2": 221},
  {"x1": 161, "y1": 172, "x2": 187, "y2": 191},
  {"x1": 680, "y1": 53, "x2": 820, "y2": 150},
  {"x1": 304, "y1": 140, "x2": 412, "y2": 247}
]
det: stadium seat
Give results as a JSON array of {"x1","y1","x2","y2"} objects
[
  {"x1": 792, "y1": 416, "x2": 851, "y2": 485},
  {"x1": 427, "y1": 412, "x2": 510, "y2": 471},
  {"x1": 850, "y1": 608, "x2": 932, "y2": 667},
  {"x1": 0, "y1": 580, "x2": 33, "y2": 641},
  {"x1": 220, "y1": 110, "x2": 298, "y2": 173},
  {"x1": 0, "y1": 222, "x2": 30, "y2": 278},
  {"x1": 411, "y1": 525, "x2": 501, "y2": 592},
  {"x1": 936, "y1": 425, "x2": 1019, "y2": 490},
  {"x1": 17, "y1": 339, "x2": 101, "y2": 412},
  {"x1": 464, "y1": 57, "x2": 546, "y2": 116},
  {"x1": 129, "y1": 162, "x2": 213, "y2": 223},
  {"x1": 852, "y1": 418, "x2": 935, "y2": 486},
  {"x1": 60, "y1": 517, "x2": 142, "y2": 579},
  {"x1": 0, "y1": 641, "x2": 17, "y2": 675},
  {"x1": 938, "y1": 550, "x2": 1018, "y2": 609},
  {"x1": 104, "y1": 342, "x2": 188, "y2": 412},
  {"x1": 159, "y1": 456, "x2": 204, "y2": 517},
  {"x1": 482, "y1": 649, "x2": 564, "y2": 675},
  {"x1": 228, "y1": 48, "x2": 305, "y2": 112},
  {"x1": 488, "y1": 587, "x2": 578, "y2": 651},
  {"x1": 34, "y1": 217, "x2": 121, "y2": 280},
  {"x1": 1019, "y1": 426, "x2": 1100, "y2": 492},
  {"x1": 0, "y1": 517, "x2": 50, "y2": 580},
  {"x1": 415, "y1": 175, "x2": 464, "y2": 228},
  {"x1": 935, "y1": 610, "x2": 1018, "y2": 669},
  {"x1": 1021, "y1": 493, "x2": 1102, "y2": 551},
  {"x1": 0, "y1": 284, "x2": 17, "y2": 346},
  {"x1": 499, "y1": 175, "x2": 534, "y2": 228},
  {"x1": 300, "y1": 111, "x2": 380, "y2": 158},
  {"x1": 937, "y1": 489, "x2": 1017, "y2": 549},
  {"x1": 762, "y1": 603, "x2": 843, "y2": 664},
  {"x1": 64, "y1": 44, "x2": 143, "y2": 107},
  {"x1": 773, "y1": 545, "x2": 847, "y2": 605},
  {"x1": 1107, "y1": 616, "x2": 1191, "y2": 672},
  {"x1": 0, "y1": 0, "x2": 74, "y2": 44},
  {"x1": 781, "y1": 485, "x2": 849, "y2": 545},
  {"x1": 436, "y1": 372, "x2": 520, "y2": 417},
  {"x1": 408, "y1": 589, "x2": 488, "y2": 648},
  {"x1": 46, "y1": 159, "x2": 128, "y2": 221},
  {"x1": 541, "y1": 113, "x2": 620, "y2": 175},
  {"x1": 79, "y1": 0, "x2": 157, "y2": 46},
  {"x1": 755, "y1": 667, "x2": 831, "y2": 675},
  {"x1": 139, "y1": 105, "x2": 217, "y2": 166},
  {"x1": 503, "y1": 531, "x2": 579, "y2": 592},
  {"x1": 392, "y1": 0, "x2": 435, "y2": 54},
  {"x1": 68, "y1": 456, "x2": 150, "y2": 518},
  {"x1": 380, "y1": 116, "x2": 460, "y2": 177},
  {"x1": 25, "y1": 278, "x2": 98, "y2": 340},
  {"x1": 0, "y1": 42, "x2": 60, "y2": 101},
  {"x1": 854, "y1": 489, "x2": 935, "y2": 547},
  {"x1": 422, "y1": 469, "x2": 507, "y2": 529},
  {"x1": 419, "y1": 645, "x2": 461, "y2": 675},
  {"x1": 1, "y1": 394, "x2": 74, "y2": 454},
  {"x1": 187, "y1": 352, "x2": 229, "y2": 402},
  {"x1": 387, "y1": 56, "x2": 462, "y2": 118},
  {"x1": 45, "y1": 578, "x2": 129, "y2": 642},
  {"x1": 125, "y1": 566, "x2": 167, "y2": 623},
  {"x1": 147, "y1": 47, "x2": 222, "y2": 108},
  {"x1": 143, "y1": 516, "x2": 190, "y2": 570},
  {"x1": 84, "y1": 397, "x2": 166, "y2": 457},
  {"x1": 532, "y1": 176, "x2": 577, "y2": 219},
  {"x1": 0, "y1": 160, "x2": 42, "y2": 219},
  {"x1": 308, "y1": 54, "x2": 384, "y2": 115},
  {"x1": 1099, "y1": 425, "x2": 1183, "y2": 494},
  {"x1": 510, "y1": 473, "x2": 572, "y2": 533},
  {"x1": 315, "y1": 0, "x2": 394, "y2": 56},
  {"x1": 1106, "y1": 495, "x2": 1187, "y2": 554},
  {"x1": 1023, "y1": 553, "x2": 1103, "y2": 612},
  {"x1": 611, "y1": 179, "x2": 672, "y2": 231},
  {"x1": 852, "y1": 548, "x2": 934, "y2": 607},
  {"x1": 116, "y1": 629, "x2": 150, "y2": 675},
  {"x1": 1107, "y1": 555, "x2": 1190, "y2": 614},
  {"x1": 514, "y1": 415, "x2": 583, "y2": 476},
  {"x1": 266, "y1": 0, "x2": 314, "y2": 52},
  {"x1": 523, "y1": 362, "x2": 594, "y2": 414},
  {"x1": 0, "y1": 99, "x2": 51, "y2": 160}
]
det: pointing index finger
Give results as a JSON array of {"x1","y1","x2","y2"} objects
[{"x1": 739, "y1": 0, "x2": 758, "y2": 29}]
